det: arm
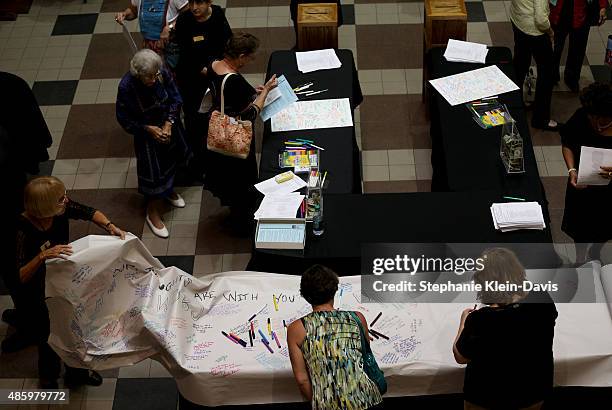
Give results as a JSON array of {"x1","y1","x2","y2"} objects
[
  {"x1": 65, "y1": 200, "x2": 125, "y2": 239},
  {"x1": 355, "y1": 311, "x2": 372, "y2": 342},
  {"x1": 116, "y1": 81, "x2": 147, "y2": 135},
  {"x1": 16, "y1": 230, "x2": 72, "y2": 284},
  {"x1": 91, "y1": 210, "x2": 126, "y2": 239},
  {"x1": 287, "y1": 322, "x2": 312, "y2": 401},
  {"x1": 562, "y1": 145, "x2": 587, "y2": 188},
  {"x1": 160, "y1": 70, "x2": 183, "y2": 136},
  {"x1": 598, "y1": 0, "x2": 608, "y2": 25},
  {"x1": 240, "y1": 74, "x2": 278, "y2": 121},
  {"x1": 453, "y1": 307, "x2": 475, "y2": 364},
  {"x1": 115, "y1": 4, "x2": 138, "y2": 24},
  {"x1": 533, "y1": 0, "x2": 552, "y2": 35}
]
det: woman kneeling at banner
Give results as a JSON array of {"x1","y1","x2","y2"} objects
[
  {"x1": 12, "y1": 176, "x2": 125, "y2": 389},
  {"x1": 287, "y1": 265, "x2": 384, "y2": 410},
  {"x1": 453, "y1": 248, "x2": 558, "y2": 410}
]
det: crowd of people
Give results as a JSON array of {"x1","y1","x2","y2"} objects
[{"x1": 0, "y1": 0, "x2": 610, "y2": 405}]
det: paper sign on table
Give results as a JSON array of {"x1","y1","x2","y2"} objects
[
  {"x1": 429, "y1": 65, "x2": 519, "y2": 106},
  {"x1": 271, "y1": 98, "x2": 353, "y2": 132}
]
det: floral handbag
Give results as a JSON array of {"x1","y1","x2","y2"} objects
[{"x1": 206, "y1": 73, "x2": 252, "y2": 159}]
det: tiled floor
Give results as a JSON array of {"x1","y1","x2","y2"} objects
[{"x1": 1, "y1": 0, "x2": 610, "y2": 407}]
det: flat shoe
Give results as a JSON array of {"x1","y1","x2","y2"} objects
[
  {"x1": 532, "y1": 122, "x2": 563, "y2": 132},
  {"x1": 166, "y1": 193, "x2": 185, "y2": 208},
  {"x1": 146, "y1": 214, "x2": 169, "y2": 239}
]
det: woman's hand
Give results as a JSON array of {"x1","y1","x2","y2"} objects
[
  {"x1": 107, "y1": 224, "x2": 126, "y2": 240},
  {"x1": 160, "y1": 24, "x2": 170, "y2": 41},
  {"x1": 599, "y1": 8, "x2": 608, "y2": 26},
  {"x1": 115, "y1": 11, "x2": 127, "y2": 24},
  {"x1": 145, "y1": 125, "x2": 169, "y2": 144},
  {"x1": 255, "y1": 85, "x2": 265, "y2": 95},
  {"x1": 569, "y1": 169, "x2": 587, "y2": 189},
  {"x1": 263, "y1": 74, "x2": 278, "y2": 92},
  {"x1": 162, "y1": 121, "x2": 173, "y2": 140},
  {"x1": 599, "y1": 166, "x2": 612, "y2": 180},
  {"x1": 40, "y1": 245, "x2": 73, "y2": 261}
]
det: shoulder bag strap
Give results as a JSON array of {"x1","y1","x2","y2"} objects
[{"x1": 219, "y1": 72, "x2": 236, "y2": 116}]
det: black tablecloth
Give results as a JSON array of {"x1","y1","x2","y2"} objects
[
  {"x1": 248, "y1": 191, "x2": 556, "y2": 276},
  {"x1": 260, "y1": 49, "x2": 363, "y2": 194},
  {"x1": 428, "y1": 47, "x2": 543, "y2": 203},
  {"x1": 250, "y1": 47, "x2": 554, "y2": 276}
]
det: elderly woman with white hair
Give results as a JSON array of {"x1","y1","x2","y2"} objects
[{"x1": 116, "y1": 49, "x2": 191, "y2": 238}]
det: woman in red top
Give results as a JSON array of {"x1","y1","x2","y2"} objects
[{"x1": 549, "y1": 0, "x2": 608, "y2": 92}]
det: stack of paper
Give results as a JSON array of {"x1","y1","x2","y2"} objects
[
  {"x1": 444, "y1": 39, "x2": 488, "y2": 64},
  {"x1": 254, "y1": 193, "x2": 304, "y2": 220},
  {"x1": 295, "y1": 49, "x2": 342, "y2": 73},
  {"x1": 255, "y1": 172, "x2": 307, "y2": 196},
  {"x1": 490, "y1": 202, "x2": 546, "y2": 232}
]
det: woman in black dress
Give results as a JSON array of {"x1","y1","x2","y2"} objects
[
  {"x1": 454, "y1": 248, "x2": 558, "y2": 410},
  {"x1": 11, "y1": 176, "x2": 125, "y2": 388},
  {"x1": 204, "y1": 32, "x2": 277, "y2": 234},
  {"x1": 561, "y1": 82, "x2": 612, "y2": 263},
  {"x1": 175, "y1": 0, "x2": 232, "y2": 172}
]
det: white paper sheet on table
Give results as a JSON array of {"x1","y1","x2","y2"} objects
[
  {"x1": 45, "y1": 236, "x2": 612, "y2": 406},
  {"x1": 254, "y1": 193, "x2": 304, "y2": 220},
  {"x1": 429, "y1": 65, "x2": 519, "y2": 106},
  {"x1": 295, "y1": 49, "x2": 342, "y2": 73},
  {"x1": 271, "y1": 98, "x2": 353, "y2": 132},
  {"x1": 254, "y1": 172, "x2": 307, "y2": 196},
  {"x1": 577, "y1": 146, "x2": 612, "y2": 186},
  {"x1": 444, "y1": 39, "x2": 488, "y2": 63},
  {"x1": 260, "y1": 75, "x2": 299, "y2": 122}
]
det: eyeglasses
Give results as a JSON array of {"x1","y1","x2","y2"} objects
[{"x1": 58, "y1": 192, "x2": 68, "y2": 205}]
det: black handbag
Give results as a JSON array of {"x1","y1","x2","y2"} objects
[{"x1": 349, "y1": 311, "x2": 388, "y2": 395}]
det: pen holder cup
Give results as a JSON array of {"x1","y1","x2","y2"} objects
[{"x1": 500, "y1": 120, "x2": 525, "y2": 174}]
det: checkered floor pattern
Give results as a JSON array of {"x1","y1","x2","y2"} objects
[{"x1": 0, "y1": 0, "x2": 611, "y2": 408}]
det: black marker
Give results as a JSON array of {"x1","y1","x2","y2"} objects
[{"x1": 370, "y1": 312, "x2": 382, "y2": 327}]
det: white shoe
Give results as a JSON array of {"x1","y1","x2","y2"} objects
[
  {"x1": 146, "y1": 214, "x2": 169, "y2": 239},
  {"x1": 167, "y1": 193, "x2": 186, "y2": 208}
]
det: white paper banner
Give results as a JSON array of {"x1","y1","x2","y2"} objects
[{"x1": 46, "y1": 236, "x2": 612, "y2": 406}]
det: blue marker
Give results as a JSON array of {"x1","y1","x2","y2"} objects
[{"x1": 258, "y1": 329, "x2": 270, "y2": 345}]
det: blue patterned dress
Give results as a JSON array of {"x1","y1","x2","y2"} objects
[{"x1": 116, "y1": 68, "x2": 191, "y2": 198}]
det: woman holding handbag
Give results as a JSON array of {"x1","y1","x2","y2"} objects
[
  {"x1": 287, "y1": 265, "x2": 385, "y2": 410},
  {"x1": 204, "y1": 32, "x2": 277, "y2": 235}
]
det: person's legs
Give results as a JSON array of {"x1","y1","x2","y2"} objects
[
  {"x1": 146, "y1": 198, "x2": 166, "y2": 229},
  {"x1": 552, "y1": 23, "x2": 569, "y2": 84},
  {"x1": 564, "y1": 23, "x2": 590, "y2": 90},
  {"x1": 531, "y1": 33, "x2": 556, "y2": 128},
  {"x1": 512, "y1": 23, "x2": 533, "y2": 99}
]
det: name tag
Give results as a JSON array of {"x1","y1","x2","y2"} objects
[
  {"x1": 40, "y1": 240, "x2": 50, "y2": 252},
  {"x1": 193, "y1": 35, "x2": 205, "y2": 42}
]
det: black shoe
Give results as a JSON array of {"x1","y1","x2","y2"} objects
[
  {"x1": 64, "y1": 370, "x2": 103, "y2": 389},
  {"x1": 1, "y1": 332, "x2": 36, "y2": 353},
  {"x1": 1, "y1": 309, "x2": 18, "y2": 327},
  {"x1": 564, "y1": 78, "x2": 579, "y2": 93},
  {"x1": 39, "y1": 379, "x2": 59, "y2": 389}
]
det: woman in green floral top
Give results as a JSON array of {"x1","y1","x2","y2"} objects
[{"x1": 287, "y1": 265, "x2": 384, "y2": 410}]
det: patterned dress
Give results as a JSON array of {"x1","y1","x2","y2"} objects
[{"x1": 300, "y1": 311, "x2": 383, "y2": 410}]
